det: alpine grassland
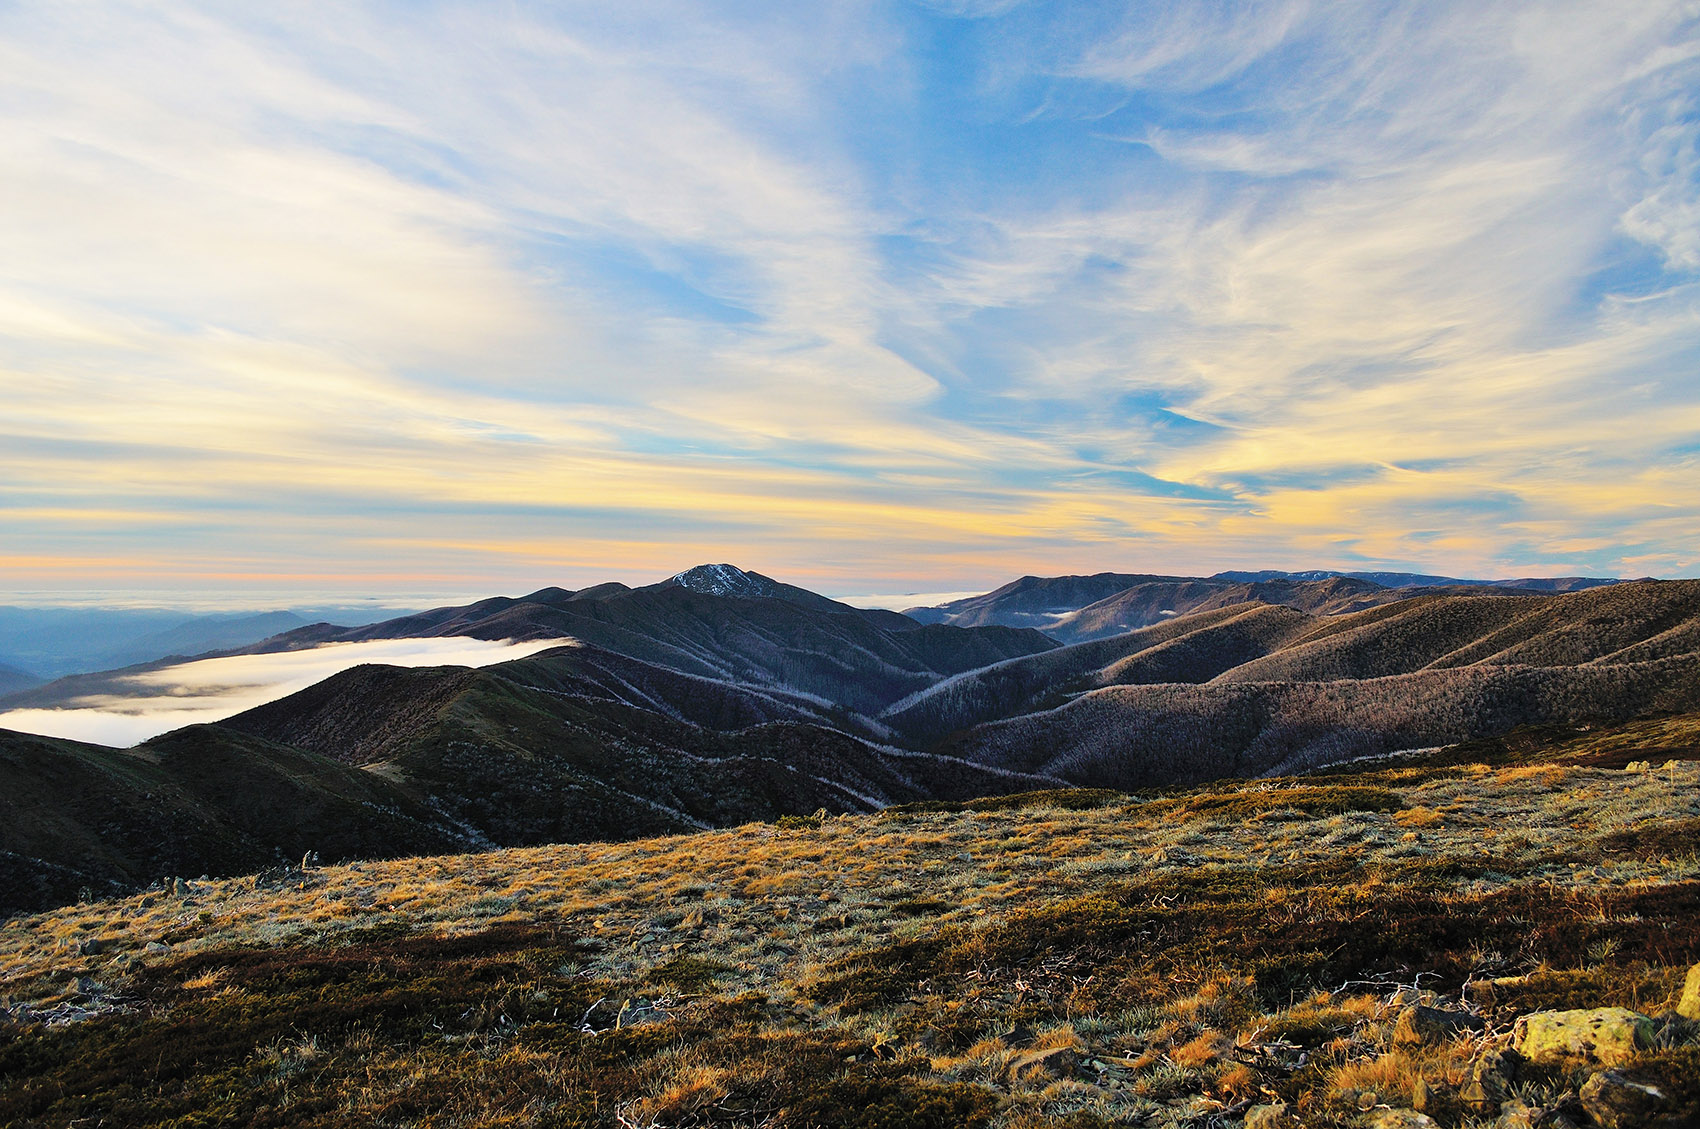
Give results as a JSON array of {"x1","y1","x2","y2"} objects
[{"x1": 3, "y1": 716, "x2": 1698, "y2": 1127}]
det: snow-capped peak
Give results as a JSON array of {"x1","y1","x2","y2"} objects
[{"x1": 671, "y1": 563, "x2": 777, "y2": 598}]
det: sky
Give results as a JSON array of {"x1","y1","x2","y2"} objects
[
  {"x1": 0, "y1": 636, "x2": 573, "y2": 745},
  {"x1": 3, "y1": 0, "x2": 1699, "y2": 603}
]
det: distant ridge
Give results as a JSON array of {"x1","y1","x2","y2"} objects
[
  {"x1": 908, "y1": 570, "x2": 1625, "y2": 642},
  {"x1": 0, "y1": 663, "x2": 40, "y2": 697},
  {"x1": 1212, "y1": 569, "x2": 1621, "y2": 592}
]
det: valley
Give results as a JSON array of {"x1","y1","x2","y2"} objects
[{"x1": 3, "y1": 565, "x2": 1699, "y2": 917}]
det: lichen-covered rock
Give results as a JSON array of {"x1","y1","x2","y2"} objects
[
  {"x1": 1512, "y1": 1007, "x2": 1653, "y2": 1067},
  {"x1": 1243, "y1": 1101, "x2": 1294, "y2": 1129},
  {"x1": 1579, "y1": 1069, "x2": 1669, "y2": 1128},
  {"x1": 1495, "y1": 1101, "x2": 1538, "y2": 1129},
  {"x1": 1392, "y1": 1004, "x2": 1483, "y2": 1045},
  {"x1": 1367, "y1": 1109, "x2": 1436, "y2": 1129},
  {"x1": 1678, "y1": 962, "x2": 1700, "y2": 1021}
]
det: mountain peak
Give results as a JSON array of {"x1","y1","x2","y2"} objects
[{"x1": 670, "y1": 563, "x2": 777, "y2": 598}]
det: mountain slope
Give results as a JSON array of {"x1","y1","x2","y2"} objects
[
  {"x1": 0, "y1": 725, "x2": 478, "y2": 913},
  {"x1": 946, "y1": 655, "x2": 1700, "y2": 788},
  {"x1": 906, "y1": 572, "x2": 1550, "y2": 643},
  {"x1": 216, "y1": 642, "x2": 1060, "y2": 850},
  {"x1": 0, "y1": 636, "x2": 1063, "y2": 914},
  {"x1": 0, "y1": 663, "x2": 40, "y2": 697},
  {"x1": 5, "y1": 567, "x2": 1693, "y2": 918},
  {"x1": 927, "y1": 580, "x2": 1700, "y2": 788},
  {"x1": 1214, "y1": 568, "x2": 1622, "y2": 591},
  {"x1": 5, "y1": 715, "x2": 1696, "y2": 1129},
  {"x1": 883, "y1": 603, "x2": 1316, "y2": 744},
  {"x1": 248, "y1": 566, "x2": 1057, "y2": 716}
]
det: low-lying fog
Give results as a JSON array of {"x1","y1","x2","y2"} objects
[{"x1": 0, "y1": 637, "x2": 573, "y2": 747}]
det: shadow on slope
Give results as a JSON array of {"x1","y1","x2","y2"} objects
[{"x1": 0, "y1": 725, "x2": 477, "y2": 915}]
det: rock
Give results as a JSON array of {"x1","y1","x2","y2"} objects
[
  {"x1": 1495, "y1": 1101, "x2": 1539, "y2": 1129},
  {"x1": 1005, "y1": 1042, "x2": 1081, "y2": 1084},
  {"x1": 1461, "y1": 1047, "x2": 1524, "y2": 1112},
  {"x1": 1243, "y1": 1103, "x2": 1295, "y2": 1129},
  {"x1": 1368, "y1": 1110, "x2": 1437, "y2": 1129},
  {"x1": 1393, "y1": 1004, "x2": 1484, "y2": 1045},
  {"x1": 1002, "y1": 1024, "x2": 1036, "y2": 1047},
  {"x1": 1678, "y1": 962, "x2": 1700, "y2": 1021},
  {"x1": 1580, "y1": 1069, "x2": 1669, "y2": 1128},
  {"x1": 1513, "y1": 1007, "x2": 1652, "y2": 1067},
  {"x1": 1625, "y1": 760, "x2": 1652, "y2": 772},
  {"x1": 144, "y1": 941, "x2": 170, "y2": 955},
  {"x1": 73, "y1": 937, "x2": 104, "y2": 956},
  {"x1": 1651, "y1": 1010, "x2": 1695, "y2": 1047}
]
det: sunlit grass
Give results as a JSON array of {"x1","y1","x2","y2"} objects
[{"x1": 3, "y1": 719, "x2": 1700, "y2": 1126}]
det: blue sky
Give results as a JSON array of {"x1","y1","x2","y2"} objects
[{"x1": 2, "y1": 1, "x2": 1698, "y2": 600}]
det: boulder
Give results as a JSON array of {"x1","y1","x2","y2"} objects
[
  {"x1": 1461, "y1": 1047, "x2": 1524, "y2": 1113},
  {"x1": 1367, "y1": 1110, "x2": 1436, "y2": 1129},
  {"x1": 1494, "y1": 1101, "x2": 1538, "y2": 1129},
  {"x1": 1512, "y1": 1007, "x2": 1652, "y2": 1067},
  {"x1": 1243, "y1": 1102, "x2": 1295, "y2": 1129},
  {"x1": 1392, "y1": 1004, "x2": 1484, "y2": 1046},
  {"x1": 1678, "y1": 962, "x2": 1700, "y2": 1021},
  {"x1": 1579, "y1": 1069, "x2": 1669, "y2": 1129},
  {"x1": 1005, "y1": 1042, "x2": 1081, "y2": 1084}
]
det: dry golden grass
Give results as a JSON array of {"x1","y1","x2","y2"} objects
[{"x1": 2, "y1": 724, "x2": 1699, "y2": 1127}]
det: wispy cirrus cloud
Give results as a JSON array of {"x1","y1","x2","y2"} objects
[{"x1": 1, "y1": 1, "x2": 1696, "y2": 596}]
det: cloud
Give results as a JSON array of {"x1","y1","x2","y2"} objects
[
  {"x1": 0, "y1": 636, "x2": 573, "y2": 747},
  {"x1": 1, "y1": 1, "x2": 1698, "y2": 595}
]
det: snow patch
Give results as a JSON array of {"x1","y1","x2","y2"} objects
[{"x1": 671, "y1": 563, "x2": 777, "y2": 598}]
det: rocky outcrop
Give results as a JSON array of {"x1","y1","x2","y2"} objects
[
  {"x1": 1512, "y1": 1007, "x2": 1653, "y2": 1067},
  {"x1": 1392, "y1": 1003, "x2": 1483, "y2": 1046},
  {"x1": 1461, "y1": 1047, "x2": 1524, "y2": 1113},
  {"x1": 1678, "y1": 962, "x2": 1700, "y2": 1021},
  {"x1": 1580, "y1": 1069, "x2": 1671, "y2": 1128}
]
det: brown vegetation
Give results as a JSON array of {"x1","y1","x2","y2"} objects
[{"x1": 2, "y1": 716, "x2": 1697, "y2": 1126}]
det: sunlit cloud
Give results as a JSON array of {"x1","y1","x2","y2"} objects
[
  {"x1": 0, "y1": 637, "x2": 573, "y2": 747},
  {"x1": 1, "y1": 1, "x2": 1697, "y2": 598}
]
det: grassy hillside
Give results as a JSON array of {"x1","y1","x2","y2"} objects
[
  {"x1": 907, "y1": 573, "x2": 1549, "y2": 644},
  {"x1": 949, "y1": 656, "x2": 1700, "y2": 787},
  {"x1": 220, "y1": 644, "x2": 1060, "y2": 848},
  {"x1": 890, "y1": 582, "x2": 1700, "y2": 787},
  {"x1": 0, "y1": 640, "x2": 1067, "y2": 916},
  {"x1": 267, "y1": 581, "x2": 1060, "y2": 717},
  {"x1": 1, "y1": 716, "x2": 1695, "y2": 1127},
  {"x1": 884, "y1": 604, "x2": 1316, "y2": 743},
  {"x1": 0, "y1": 725, "x2": 478, "y2": 914}
]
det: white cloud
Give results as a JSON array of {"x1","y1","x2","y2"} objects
[
  {"x1": 0, "y1": 636, "x2": 573, "y2": 747},
  {"x1": 1, "y1": 1, "x2": 1698, "y2": 592}
]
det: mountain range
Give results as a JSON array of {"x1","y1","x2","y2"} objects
[
  {"x1": 3, "y1": 562, "x2": 1696, "y2": 915},
  {"x1": 0, "y1": 607, "x2": 334, "y2": 681}
]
